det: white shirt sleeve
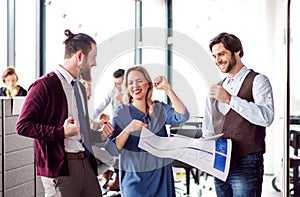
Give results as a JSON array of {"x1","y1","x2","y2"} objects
[
  {"x1": 229, "y1": 74, "x2": 274, "y2": 127},
  {"x1": 93, "y1": 87, "x2": 114, "y2": 120},
  {"x1": 202, "y1": 95, "x2": 215, "y2": 137}
]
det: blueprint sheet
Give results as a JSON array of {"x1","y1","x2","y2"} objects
[{"x1": 138, "y1": 127, "x2": 232, "y2": 181}]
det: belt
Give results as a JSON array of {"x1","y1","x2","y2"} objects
[{"x1": 66, "y1": 152, "x2": 86, "y2": 160}]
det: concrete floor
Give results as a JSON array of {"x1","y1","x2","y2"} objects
[
  {"x1": 100, "y1": 169, "x2": 284, "y2": 197},
  {"x1": 174, "y1": 172, "x2": 282, "y2": 197}
]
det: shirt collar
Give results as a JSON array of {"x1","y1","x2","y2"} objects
[
  {"x1": 224, "y1": 65, "x2": 248, "y2": 84},
  {"x1": 55, "y1": 65, "x2": 75, "y2": 85}
]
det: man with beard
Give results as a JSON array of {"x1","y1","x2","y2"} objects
[
  {"x1": 16, "y1": 29, "x2": 114, "y2": 196},
  {"x1": 202, "y1": 32, "x2": 274, "y2": 197}
]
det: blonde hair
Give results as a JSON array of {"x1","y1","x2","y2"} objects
[{"x1": 123, "y1": 66, "x2": 155, "y2": 115}]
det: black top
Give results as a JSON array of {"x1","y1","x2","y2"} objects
[{"x1": 0, "y1": 85, "x2": 27, "y2": 97}]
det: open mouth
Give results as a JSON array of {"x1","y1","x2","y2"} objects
[
  {"x1": 218, "y1": 63, "x2": 226, "y2": 69},
  {"x1": 133, "y1": 88, "x2": 142, "y2": 95}
]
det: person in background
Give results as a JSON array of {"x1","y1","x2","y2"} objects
[
  {"x1": 93, "y1": 68, "x2": 125, "y2": 191},
  {"x1": 0, "y1": 66, "x2": 27, "y2": 97},
  {"x1": 16, "y1": 29, "x2": 114, "y2": 197},
  {"x1": 93, "y1": 68, "x2": 125, "y2": 120},
  {"x1": 105, "y1": 65, "x2": 190, "y2": 197},
  {"x1": 202, "y1": 32, "x2": 274, "y2": 197}
]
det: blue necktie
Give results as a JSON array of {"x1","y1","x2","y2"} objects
[{"x1": 72, "y1": 80, "x2": 91, "y2": 156}]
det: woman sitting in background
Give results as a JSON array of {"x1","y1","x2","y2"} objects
[{"x1": 0, "y1": 66, "x2": 27, "y2": 97}]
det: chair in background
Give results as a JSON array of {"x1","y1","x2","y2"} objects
[
  {"x1": 289, "y1": 115, "x2": 300, "y2": 197},
  {"x1": 290, "y1": 130, "x2": 300, "y2": 197}
]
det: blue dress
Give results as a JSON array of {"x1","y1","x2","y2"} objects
[{"x1": 105, "y1": 101, "x2": 189, "y2": 197}]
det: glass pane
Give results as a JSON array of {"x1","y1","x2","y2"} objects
[
  {"x1": 0, "y1": 0, "x2": 7, "y2": 76},
  {"x1": 290, "y1": 0, "x2": 300, "y2": 116},
  {"x1": 45, "y1": 0, "x2": 135, "y2": 72},
  {"x1": 15, "y1": 0, "x2": 36, "y2": 90},
  {"x1": 143, "y1": 49, "x2": 166, "y2": 102},
  {"x1": 173, "y1": 53, "x2": 208, "y2": 117},
  {"x1": 143, "y1": 0, "x2": 165, "y2": 28},
  {"x1": 289, "y1": 2, "x2": 300, "y2": 196},
  {"x1": 173, "y1": 0, "x2": 224, "y2": 117},
  {"x1": 92, "y1": 51, "x2": 135, "y2": 116},
  {"x1": 46, "y1": 0, "x2": 135, "y2": 115}
]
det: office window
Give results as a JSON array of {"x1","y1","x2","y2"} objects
[
  {"x1": 172, "y1": 0, "x2": 222, "y2": 116},
  {"x1": 0, "y1": 0, "x2": 7, "y2": 79},
  {"x1": 15, "y1": 0, "x2": 36, "y2": 89},
  {"x1": 46, "y1": 0, "x2": 135, "y2": 115},
  {"x1": 290, "y1": 0, "x2": 300, "y2": 116}
]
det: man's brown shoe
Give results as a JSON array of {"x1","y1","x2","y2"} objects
[
  {"x1": 108, "y1": 174, "x2": 119, "y2": 191},
  {"x1": 102, "y1": 170, "x2": 113, "y2": 188}
]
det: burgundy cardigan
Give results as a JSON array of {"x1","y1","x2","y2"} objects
[{"x1": 16, "y1": 71, "x2": 97, "y2": 177}]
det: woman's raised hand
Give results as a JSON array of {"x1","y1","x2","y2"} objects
[{"x1": 153, "y1": 76, "x2": 171, "y2": 91}]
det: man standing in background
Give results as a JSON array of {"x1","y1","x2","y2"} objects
[{"x1": 94, "y1": 68, "x2": 125, "y2": 120}]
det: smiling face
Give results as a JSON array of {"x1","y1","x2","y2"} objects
[
  {"x1": 4, "y1": 74, "x2": 18, "y2": 91},
  {"x1": 127, "y1": 70, "x2": 150, "y2": 102},
  {"x1": 211, "y1": 42, "x2": 237, "y2": 74}
]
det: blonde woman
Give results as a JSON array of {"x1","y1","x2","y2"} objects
[{"x1": 105, "y1": 65, "x2": 190, "y2": 197}]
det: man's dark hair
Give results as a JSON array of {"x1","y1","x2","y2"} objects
[
  {"x1": 63, "y1": 29, "x2": 96, "y2": 59},
  {"x1": 209, "y1": 32, "x2": 244, "y2": 58},
  {"x1": 113, "y1": 69, "x2": 125, "y2": 78}
]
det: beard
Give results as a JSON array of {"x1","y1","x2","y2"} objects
[
  {"x1": 224, "y1": 53, "x2": 236, "y2": 73},
  {"x1": 78, "y1": 59, "x2": 92, "y2": 81}
]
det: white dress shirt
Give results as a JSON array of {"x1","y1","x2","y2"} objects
[
  {"x1": 93, "y1": 86, "x2": 123, "y2": 120},
  {"x1": 54, "y1": 65, "x2": 85, "y2": 153},
  {"x1": 202, "y1": 66, "x2": 274, "y2": 137}
]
